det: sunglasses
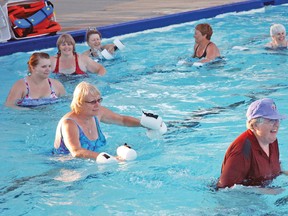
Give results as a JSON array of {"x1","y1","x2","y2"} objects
[{"x1": 85, "y1": 97, "x2": 103, "y2": 104}]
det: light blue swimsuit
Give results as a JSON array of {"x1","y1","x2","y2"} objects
[{"x1": 53, "y1": 117, "x2": 106, "y2": 154}]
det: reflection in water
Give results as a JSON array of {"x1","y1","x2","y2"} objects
[{"x1": 54, "y1": 169, "x2": 82, "y2": 183}]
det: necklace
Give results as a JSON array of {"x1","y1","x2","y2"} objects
[{"x1": 82, "y1": 118, "x2": 93, "y2": 134}]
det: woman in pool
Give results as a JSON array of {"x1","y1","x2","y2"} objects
[
  {"x1": 217, "y1": 98, "x2": 286, "y2": 188},
  {"x1": 82, "y1": 28, "x2": 117, "y2": 60},
  {"x1": 192, "y1": 23, "x2": 220, "y2": 63},
  {"x1": 5, "y1": 52, "x2": 66, "y2": 108},
  {"x1": 53, "y1": 81, "x2": 143, "y2": 160},
  {"x1": 265, "y1": 24, "x2": 288, "y2": 49},
  {"x1": 51, "y1": 33, "x2": 106, "y2": 76}
]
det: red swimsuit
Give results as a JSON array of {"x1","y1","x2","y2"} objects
[{"x1": 53, "y1": 53, "x2": 86, "y2": 75}]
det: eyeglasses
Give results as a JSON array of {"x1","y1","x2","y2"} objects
[
  {"x1": 265, "y1": 119, "x2": 280, "y2": 125},
  {"x1": 257, "y1": 118, "x2": 279, "y2": 125},
  {"x1": 85, "y1": 97, "x2": 103, "y2": 104}
]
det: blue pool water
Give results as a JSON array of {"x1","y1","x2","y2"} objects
[{"x1": 1, "y1": 4, "x2": 288, "y2": 215}]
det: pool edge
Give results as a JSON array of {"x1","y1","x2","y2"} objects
[{"x1": 0, "y1": 0, "x2": 287, "y2": 56}]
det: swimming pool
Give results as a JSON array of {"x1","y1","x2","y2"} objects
[{"x1": 1, "y1": 3, "x2": 288, "y2": 215}]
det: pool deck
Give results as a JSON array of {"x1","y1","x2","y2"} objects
[
  {"x1": 53, "y1": 0, "x2": 248, "y2": 32},
  {"x1": 1, "y1": 0, "x2": 287, "y2": 56}
]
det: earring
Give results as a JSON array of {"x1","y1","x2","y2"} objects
[{"x1": 27, "y1": 72, "x2": 31, "y2": 76}]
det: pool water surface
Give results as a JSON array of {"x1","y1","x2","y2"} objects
[{"x1": 1, "y1": 4, "x2": 288, "y2": 215}]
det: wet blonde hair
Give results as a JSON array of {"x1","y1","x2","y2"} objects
[
  {"x1": 56, "y1": 33, "x2": 76, "y2": 54},
  {"x1": 270, "y1": 24, "x2": 286, "y2": 37},
  {"x1": 71, "y1": 81, "x2": 101, "y2": 114},
  {"x1": 27, "y1": 52, "x2": 50, "y2": 73},
  {"x1": 195, "y1": 23, "x2": 213, "y2": 40}
]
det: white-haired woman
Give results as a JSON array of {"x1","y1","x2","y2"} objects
[
  {"x1": 265, "y1": 24, "x2": 288, "y2": 49},
  {"x1": 217, "y1": 98, "x2": 286, "y2": 188}
]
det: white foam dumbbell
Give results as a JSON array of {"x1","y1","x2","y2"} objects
[
  {"x1": 140, "y1": 111, "x2": 163, "y2": 130},
  {"x1": 101, "y1": 49, "x2": 114, "y2": 60},
  {"x1": 117, "y1": 143, "x2": 137, "y2": 161},
  {"x1": 146, "y1": 121, "x2": 167, "y2": 139},
  {"x1": 140, "y1": 111, "x2": 167, "y2": 138},
  {"x1": 113, "y1": 38, "x2": 125, "y2": 50},
  {"x1": 96, "y1": 152, "x2": 117, "y2": 164},
  {"x1": 192, "y1": 62, "x2": 204, "y2": 67}
]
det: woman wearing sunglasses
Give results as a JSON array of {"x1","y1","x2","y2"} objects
[{"x1": 53, "y1": 81, "x2": 143, "y2": 160}]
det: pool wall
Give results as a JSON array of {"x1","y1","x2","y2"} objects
[{"x1": 0, "y1": 0, "x2": 287, "y2": 56}]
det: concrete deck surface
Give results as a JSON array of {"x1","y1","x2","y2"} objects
[{"x1": 53, "y1": 0, "x2": 247, "y2": 32}]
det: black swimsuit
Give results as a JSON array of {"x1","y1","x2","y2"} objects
[
  {"x1": 89, "y1": 48, "x2": 104, "y2": 58},
  {"x1": 193, "y1": 42, "x2": 212, "y2": 59}
]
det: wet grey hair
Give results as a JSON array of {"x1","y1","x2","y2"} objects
[{"x1": 270, "y1": 24, "x2": 286, "y2": 37}]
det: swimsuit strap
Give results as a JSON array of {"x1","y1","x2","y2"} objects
[
  {"x1": 94, "y1": 116, "x2": 102, "y2": 138},
  {"x1": 23, "y1": 77, "x2": 30, "y2": 98},
  {"x1": 60, "y1": 118, "x2": 82, "y2": 139},
  {"x1": 74, "y1": 54, "x2": 81, "y2": 72},
  {"x1": 202, "y1": 42, "x2": 212, "y2": 58},
  {"x1": 47, "y1": 78, "x2": 57, "y2": 98},
  {"x1": 63, "y1": 117, "x2": 96, "y2": 137},
  {"x1": 65, "y1": 118, "x2": 80, "y2": 128},
  {"x1": 74, "y1": 54, "x2": 86, "y2": 75},
  {"x1": 53, "y1": 53, "x2": 60, "y2": 73},
  {"x1": 193, "y1": 44, "x2": 200, "y2": 58},
  {"x1": 90, "y1": 47, "x2": 105, "y2": 57},
  {"x1": 89, "y1": 48, "x2": 96, "y2": 57},
  {"x1": 58, "y1": 118, "x2": 82, "y2": 149}
]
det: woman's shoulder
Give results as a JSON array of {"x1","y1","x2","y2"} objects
[
  {"x1": 48, "y1": 77, "x2": 64, "y2": 89},
  {"x1": 82, "y1": 49, "x2": 90, "y2": 56},
  {"x1": 61, "y1": 113, "x2": 77, "y2": 124},
  {"x1": 6, "y1": 79, "x2": 26, "y2": 99},
  {"x1": 50, "y1": 55, "x2": 58, "y2": 65},
  {"x1": 49, "y1": 77, "x2": 61, "y2": 84},
  {"x1": 50, "y1": 54, "x2": 59, "y2": 59},
  {"x1": 265, "y1": 42, "x2": 273, "y2": 48},
  {"x1": 210, "y1": 41, "x2": 221, "y2": 53},
  {"x1": 208, "y1": 41, "x2": 218, "y2": 48},
  {"x1": 12, "y1": 78, "x2": 26, "y2": 89},
  {"x1": 78, "y1": 52, "x2": 89, "y2": 60},
  {"x1": 78, "y1": 52, "x2": 94, "y2": 65}
]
